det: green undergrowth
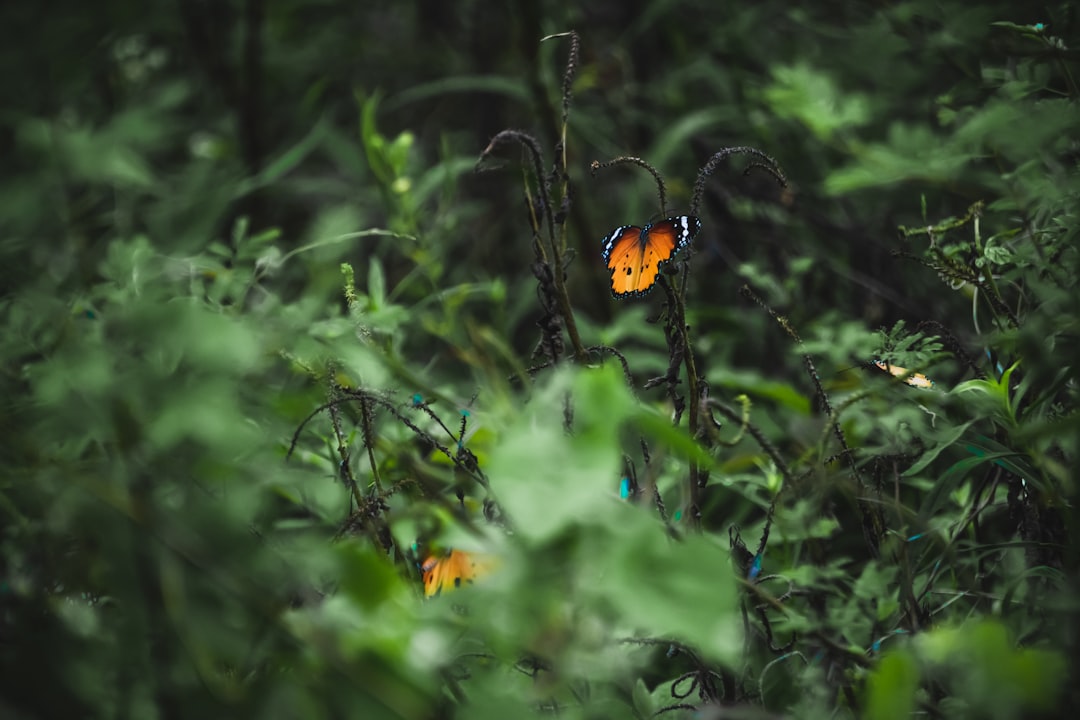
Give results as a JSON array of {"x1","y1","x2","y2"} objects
[{"x1": 1, "y1": 5, "x2": 1077, "y2": 720}]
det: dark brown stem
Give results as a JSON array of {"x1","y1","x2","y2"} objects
[
  {"x1": 590, "y1": 156, "x2": 668, "y2": 216},
  {"x1": 690, "y1": 147, "x2": 786, "y2": 218}
]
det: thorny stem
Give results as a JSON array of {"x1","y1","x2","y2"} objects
[
  {"x1": 679, "y1": 147, "x2": 785, "y2": 525},
  {"x1": 327, "y1": 380, "x2": 366, "y2": 508},
  {"x1": 541, "y1": 30, "x2": 579, "y2": 204},
  {"x1": 287, "y1": 392, "x2": 489, "y2": 489},
  {"x1": 478, "y1": 129, "x2": 586, "y2": 363},
  {"x1": 589, "y1": 156, "x2": 668, "y2": 215},
  {"x1": 359, "y1": 393, "x2": 383, "y2": 493},
  {"x1": 550, "y1": 242, "x2": 587, "y2": 363},
  {"x1": 479, "y1": 131, "x2": 553, "y2": 252},
  {"x1": 659, "y1": 275, "x2": 703, "y2": 528},
  {"x1": 689, "y1": 147, "x2": 786, "y2": 219},
  {"x1": 739, "y1": 285, "x2": 884, "y2": 555},
  {"x1": 708, "y1": 398, "x2": 796, "y2": 489},
  {"x1": 1034, "y1": 28, "x2": 1080, "y2": 98}
]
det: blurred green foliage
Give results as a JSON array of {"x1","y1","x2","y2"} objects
[{"x1": 1, "y1": 1, "x2": 1077, "y2": 718}]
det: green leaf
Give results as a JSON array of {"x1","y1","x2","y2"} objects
[
  {"x1": 383, "y1": 75, "x2": 530, "y2": 111},
  {"x1": 587, "y1": 511, "x2": 741, "y2": 666},
  {"x1": 825, "y1": 123, "x2": 974, "y2": 193},
  {"x1": 631, "y1": 406, "x2": 717, "y2": 467},
  {"x1": 386, "y1": 130, "x2": 415, "y2": 176},
  {"x1": 865, "y1": 651, "x2": 920, "y2": 720},
  {"x1": 233, "y1": 119, "x2": 327, "y2": 198},
  {"x1": 337, "y1": 541, "x2": 400, "y2": 610},
  {"x1": 631, "y1": 678, "x2": 655, "y2": 717},
  {"x1": 368, "y1": 258, "x2": 386, "y2": 307},
  {"x1": 954, "y1": 363, "x2": 1021, "y2": 427},
  {"x1": 359, "y1": 90, "x2": 392, "y2": 184},
  {"x1": 762, "y1": 63, "x2": 870, "y2": 141},
  {"x1": 917, "y1": 621, "x2": 1067, "y2": 717},
  {"x1": 488, "y1": 366, "x2": 629, "y2": 542},
  {"x1": 903, "y1": 420, "x2": 975, "y2": 476}
]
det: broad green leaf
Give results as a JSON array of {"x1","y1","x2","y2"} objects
[
  {"x1": 865, "y1": 651, "x2": 919, "y2": 720},
  {"x1": 903, "y1": 420, "x2": 975, "y2": 476}
]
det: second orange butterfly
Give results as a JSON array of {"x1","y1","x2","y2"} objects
[
  {"x1": 601, "y1": 216, "x2": 701, "y2": 297},
  {"x1": 872, "y1": 360, "x2": 934, "y2": 389},
  {"x1": 421, "y1": 549, "x2": 495, "y2": 597}
]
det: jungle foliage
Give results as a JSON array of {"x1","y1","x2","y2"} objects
[{"x1": 1, "y1": 1, "x2": 1078, "y2": 718}]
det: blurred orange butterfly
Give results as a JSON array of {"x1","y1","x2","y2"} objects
[
  {"x1": 601, "y1": 216, "x2": 701, "y2": 297},
  {"x1": 421, "y1": 549, "x2": 495, "y2": 597},
  {"x1": 872, "y1": 360, "x2": 934, "y2": 388}
]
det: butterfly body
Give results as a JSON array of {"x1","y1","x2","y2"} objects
[{"x1": 601, "y1": 216, "x2": 701, "y2": 297}]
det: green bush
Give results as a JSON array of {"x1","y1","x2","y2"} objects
[{"x1": 1, "y1": 3, "x2": 1076, "y2": 718}]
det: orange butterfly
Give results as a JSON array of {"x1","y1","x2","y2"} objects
[
  {"x1": 601, "y1": 216, "x2": 701, "y2": 297},
  {"x1": 872, "y1": 360, "x2": 934, "y2": 388},
  {"x1": 421, "y1": 549, "x2": 495, "y2": 597}
]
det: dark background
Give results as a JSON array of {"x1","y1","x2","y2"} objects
[{"x1": 2, "y1": 1, "x2": 1077, "y2": 718}]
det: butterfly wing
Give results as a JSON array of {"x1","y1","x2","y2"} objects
[
  {"x1": 601, "y1": 225, "x2": 645, "y2": 296},
  {"x1": 421, "y1": 549, "x2": 492, "y2": 597},
  {"x1": 872, "y1": 360, "x2": 934, "y2": 388},
  {"x1": 601, "y1": 216, "x2": 700, "y2": 297},
  {"x1": 638, "y1": 216, "x2": 699, "y2": 283}
]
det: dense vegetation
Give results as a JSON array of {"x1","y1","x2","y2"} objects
[{"x1": 2, "y1": 1, "x2": 1077, "y2": 718}]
